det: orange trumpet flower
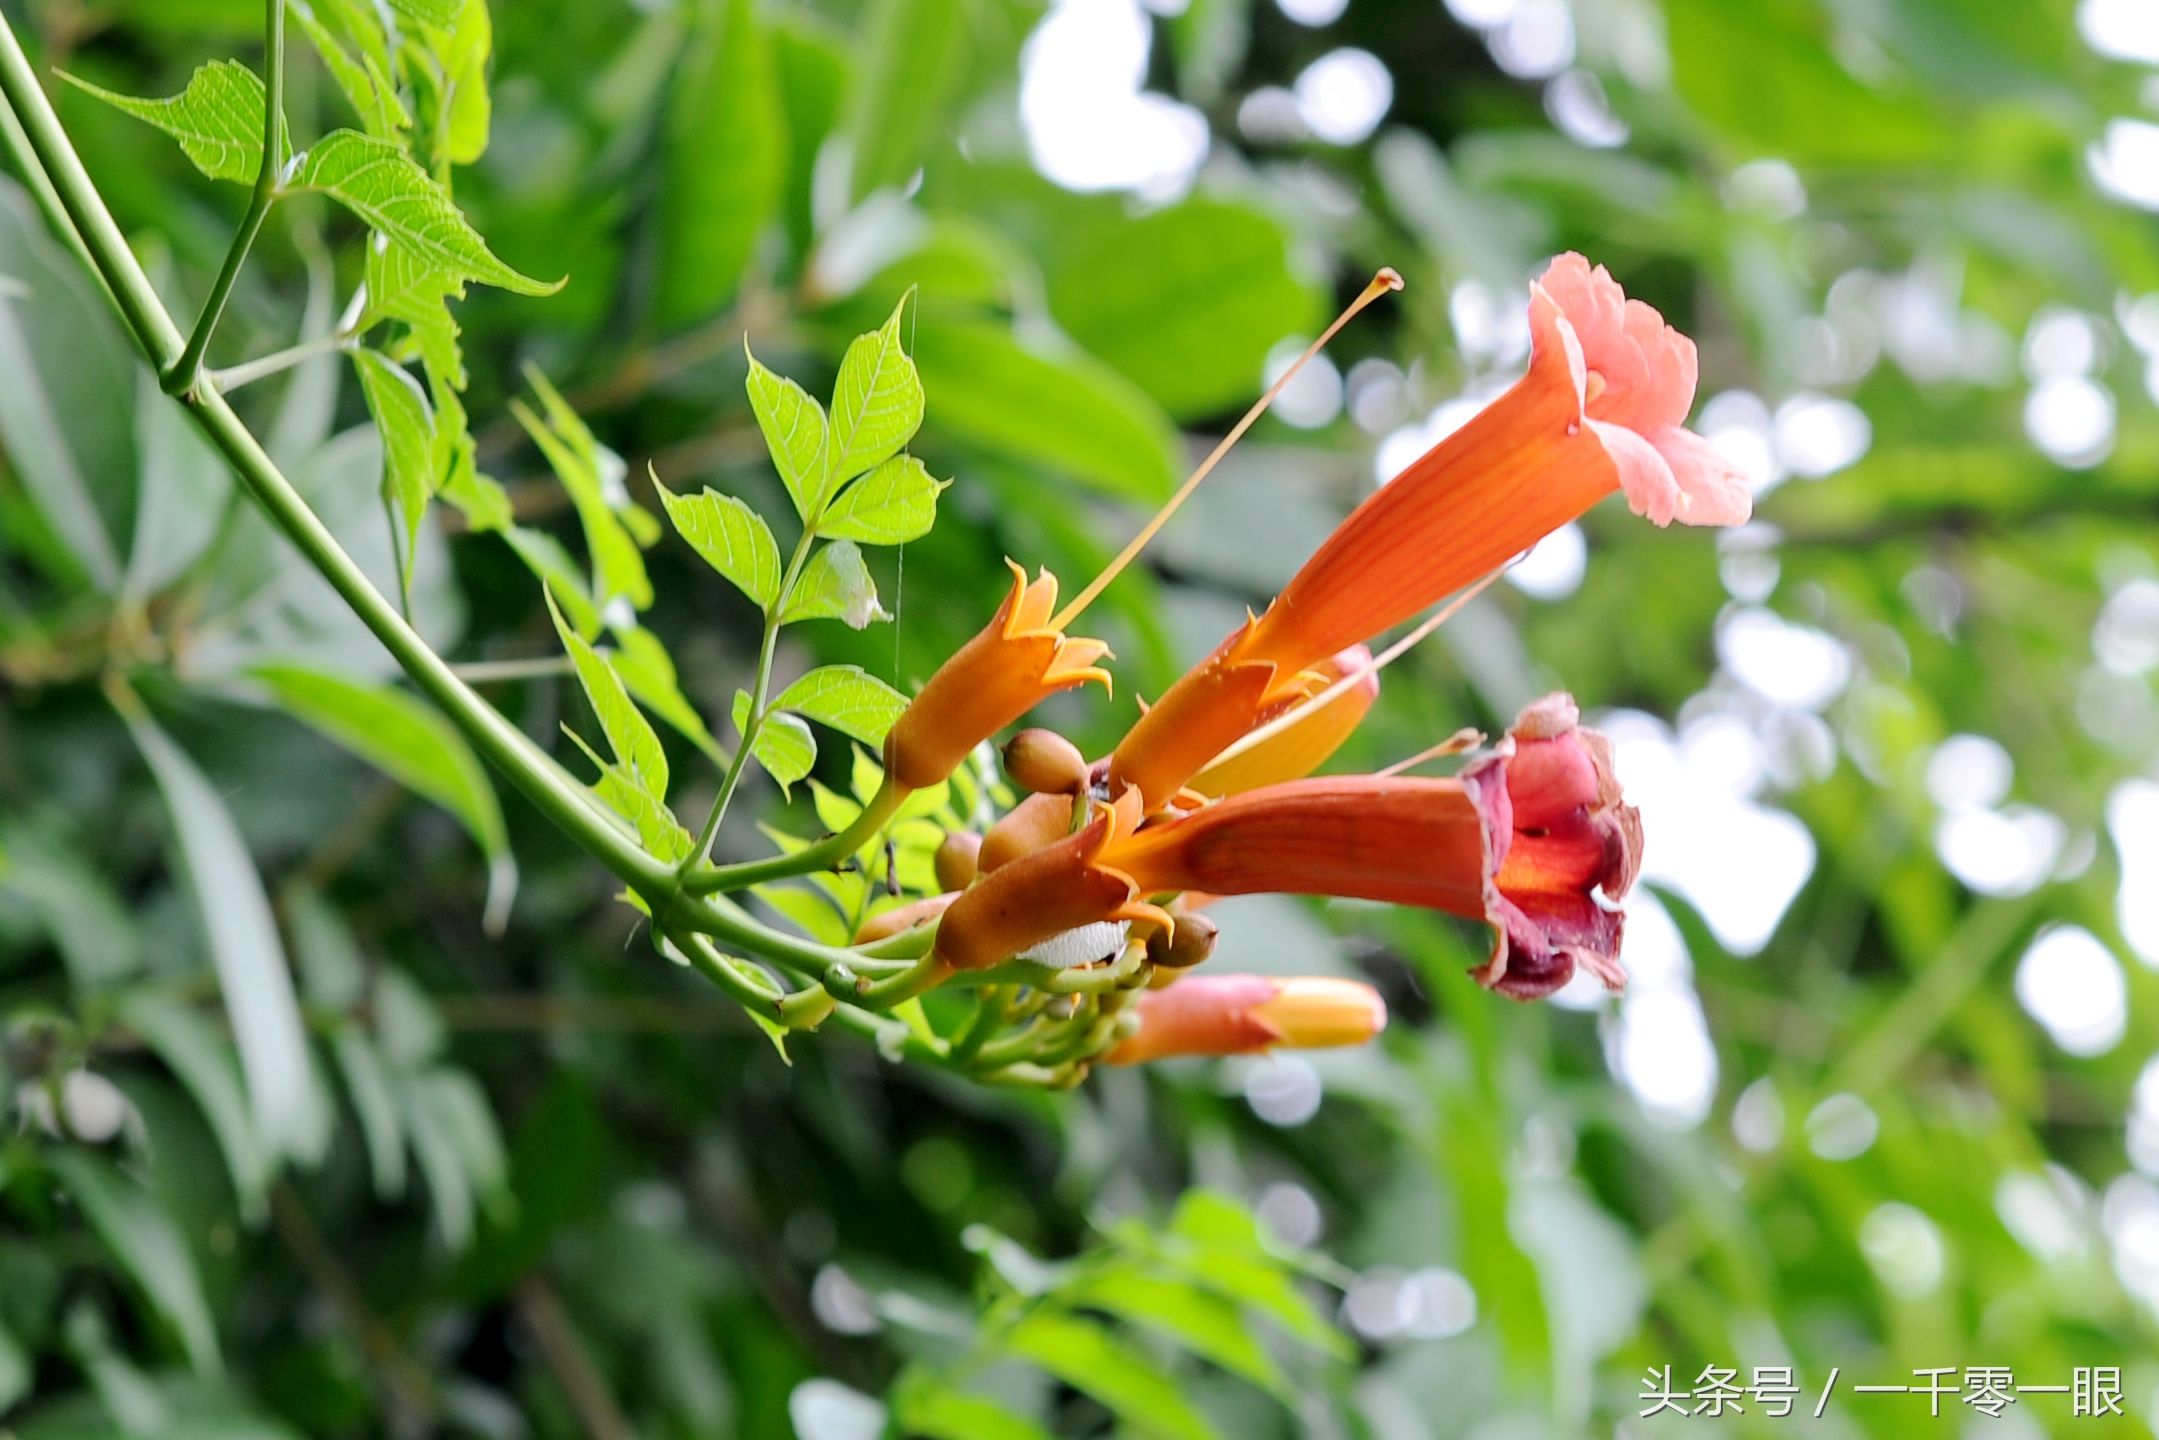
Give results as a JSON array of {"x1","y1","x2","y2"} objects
[
  {"x1": 883, "y1": 560, "x2": 1111, "y2": 792},
  {"x1": 1104, "y1": 974, "x2": 1387, "y2": 1064},
  {"x1": 1110, "y1": 252, "x2": 1750, "y2": 810},
  {"x1": 942, "y1": 694, "x2": 1636, "y2": 997}
]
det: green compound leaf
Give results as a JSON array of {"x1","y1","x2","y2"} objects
[
  {"x1": 119, "y1": 992, "x2": 272, "y2": 1225},
  {"x1": 547, "y1": 589, "x2": 669, "y2": 804},
  {"x1": 821, "y1": 453, "x2": 945, "y2": 545},
  {"x1": 386, "y1": 0, "x2": 464, "y2": 29},
  {"x1": 62, "y1": 61, "x2": 286, "y2": 185},
  {"x1": 783, "y1": 540, "x2": 888, "y2": 628},
  {"x1": 517, "y1": 366, "x2": 653, "y2": 617},
  {"x1": 656, "y1": 0, "x2": 784, "y2": 325},
  {"x1": 248, "y1": 661, "x2": 516, "y2": 930},
  {"x1": 287, "y1": 130, "x2": 559, "y2": 295},
  {"x1": 1002, "y1": 1310, "x2": 1218, "y2": 1440},
  {"x1": 826, "y1": 296, "x2": 924, "y2": 496},
  {"x1": 734, "y1": 691, "x2": 817, "y2": 789},
  {"x1": 290, "y1": 1, "x2": 411, "y2": 138},
  {"x1": 772, "y1": 664, "x2": 907, "y2": 746},
  {"x1": 656, "y1": 480, "x2": 782, "y2": 609},
  {"x1": 125, "y1": 708, "x2": 330, "y2": 1169},
  {"x1": 746, "y1": 352, "x2": 829, "y2": 521},
  {"x1": 351, "y1": 350, "x2": 437, "y2": 606},
  {"x1": 47, "y1": 1152, "x2": 221, "y2": 1375}
]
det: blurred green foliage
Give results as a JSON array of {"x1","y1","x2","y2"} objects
[{"x1": 5, "y1": 0, "x2": 2159, "y2": 1435}]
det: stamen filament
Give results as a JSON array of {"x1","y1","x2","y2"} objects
[
  {"x1": 1373, "y1": 727, "x2": 1485, "y2": 779},
  {"x1": 1050, "y1": 267, "x2": 1404, "y2": 631}
]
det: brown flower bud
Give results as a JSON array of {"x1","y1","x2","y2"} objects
[
  {"x1": 934, "y1": 831, "x2": 982, "y2": 893},
  {"x1": 1146, "y1": 910, "x2": 1218, "y2": 969},
  {"x1": 1002, "y1": 728, "x2": 1091, "y2": 797}
]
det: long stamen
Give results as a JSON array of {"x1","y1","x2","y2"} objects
[
  {"x1": 1373, "y1": 728, "x2": 1486, "y2": 779},
  {"x1": 1050, "y1": 267, "x2": 1404, "y2": 631},
  {"x1": 1199, "y1": 565, "x2": 1506, "y2": 770}
]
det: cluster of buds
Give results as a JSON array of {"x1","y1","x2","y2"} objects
[{"x1": 869, "y1": 255, "x2": 1746, "y2": 1074}]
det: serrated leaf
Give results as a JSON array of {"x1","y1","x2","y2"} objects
[
  {"x1": 656, "y1": 481, "x2": 781, "y2": 608},
  {"x1": 410, "y1": 0, "x2": 492, "y2": 165},
  {"x1": 826, "y1": 296, "x2": 924, "y2": 493},
  {"x1": 547, "y1": 590, "x2": 669, "y2": 803},
  {"x1": 1067, "y1": 1266, "x2": 1284, "y2": 1397},
  {"x1": 125, "y1": 708, "x2": 330, "y2": 1167},
  {"x1": 46, "y1": 1153, "x2": 220, "y2": 1375},
  {"x1": 734, "y1": 692, "x2": 816, "y2": 788},
  {"x1": 386, "y1": 0, "x2": 463, "y2": 29},
  {"x1": 773, "y1": 665, "x2": 906, "y2": 745},
  {"x1": 351, "y1": 350, "x2": 437, "y2": 606},
  {"x1": 821, "y1": 453, "x2": 943, "y2": 544},
  {"x1": 843, "y1": 0, "x2": 972, "y2": 203},
  {"x1": 287, "y1": 130, "x2": 558, "y2": 295},
  {"x1": 62, "y1": 61, "x2": 285, "y2": 185},
  {"x1": 290, "y1": 1, "x2": 411, "y2": 137},
  {"x1": 745, "y1": 354, "x2": 828, "y2": 520},
  {"x1": 893, "y1": 1375, "x2": 1058, "y2": 1440},
  {"x1": 364, "y1": 241, "x2": 467, "y2": 388},
  {"x1": 608, "y1": 625, "x2": 727, "y2": 763},
  {"x1": 1003, "y1": 1311, "x2": 1217, "y2": 1440},
  {"x1": 248, "y1": 662, "x2": 516, "y2": 930},
  {"x1": 516, "y1": 367, "x2": 653, "y2": 614},
  {"x1": 911, "y1": 315, "x2": 1181, "y2": 500},
  {"x1": 783, "y1": 540, "x2": 887, "y2": 627},
  {"x1": 657, "y1": 0, "x2": 784, "y2": 325}
]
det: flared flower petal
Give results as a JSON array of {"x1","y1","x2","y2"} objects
[
  {"x1": 1105, "y1": 694, "x2": 1640, "y2": 1000},
  {"x1": 884, "y1": 560, "x2": 1111, "y2": 792},
  {"x1": 1105, "y1": 974, "x2": 1387, "y2": 1064}
]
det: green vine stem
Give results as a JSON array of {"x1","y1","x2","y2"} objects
[
  {"x1": 164, "y1": 0, "x2": 284, "y2": 396},
  {"x1": 684, "y1": 775, "x2": 906, "y2": 893},
  {"x1": 0, "y1": 10, "x2": 929, "y2": 1005}
]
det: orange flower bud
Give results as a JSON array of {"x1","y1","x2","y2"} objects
[
  {"x1": 933, "y1": 831, "x2": 982, "y2": 892},
  {"x1": 1002, "y1": 728, "x2": 1091, "y2": 796},
  {"x1": 933, "y1": 793, "x2": 1169, "y2": 970},
  {"x1": 979, "y1": 791, "x2": 1077, "y2": 872},
  {"x1": 884, "y1": 561, "x2": 1110, "y2": 792},
  {"x1": 853, "y1": 891, "x2": 959, "y2": 944},
  {"x1": 1105, "y1": 974, "x2": 1386, "y2": 1063}
]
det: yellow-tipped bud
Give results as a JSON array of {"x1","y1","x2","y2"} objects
[
  {"x1": 1104, "y1": 973, "x2": 1387, "y2": 1063},
  {"x1": 1249, "y1": 976, "x2": 1389, "y2": 1050}
]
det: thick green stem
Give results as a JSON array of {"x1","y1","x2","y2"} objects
[
  {"x1": 0, "y1": 13, "x2": 659, "y2": 892},
  {"x1": 0, "y1": 11, "x2": 939, "y2": 1010},
  {"x1": 165, "y1": 0, "x2": 285, "y2": 395}
]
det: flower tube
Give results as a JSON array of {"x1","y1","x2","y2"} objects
[{"x1": 1110, "y1": 253, "x2": 1750, "y2": 810}]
